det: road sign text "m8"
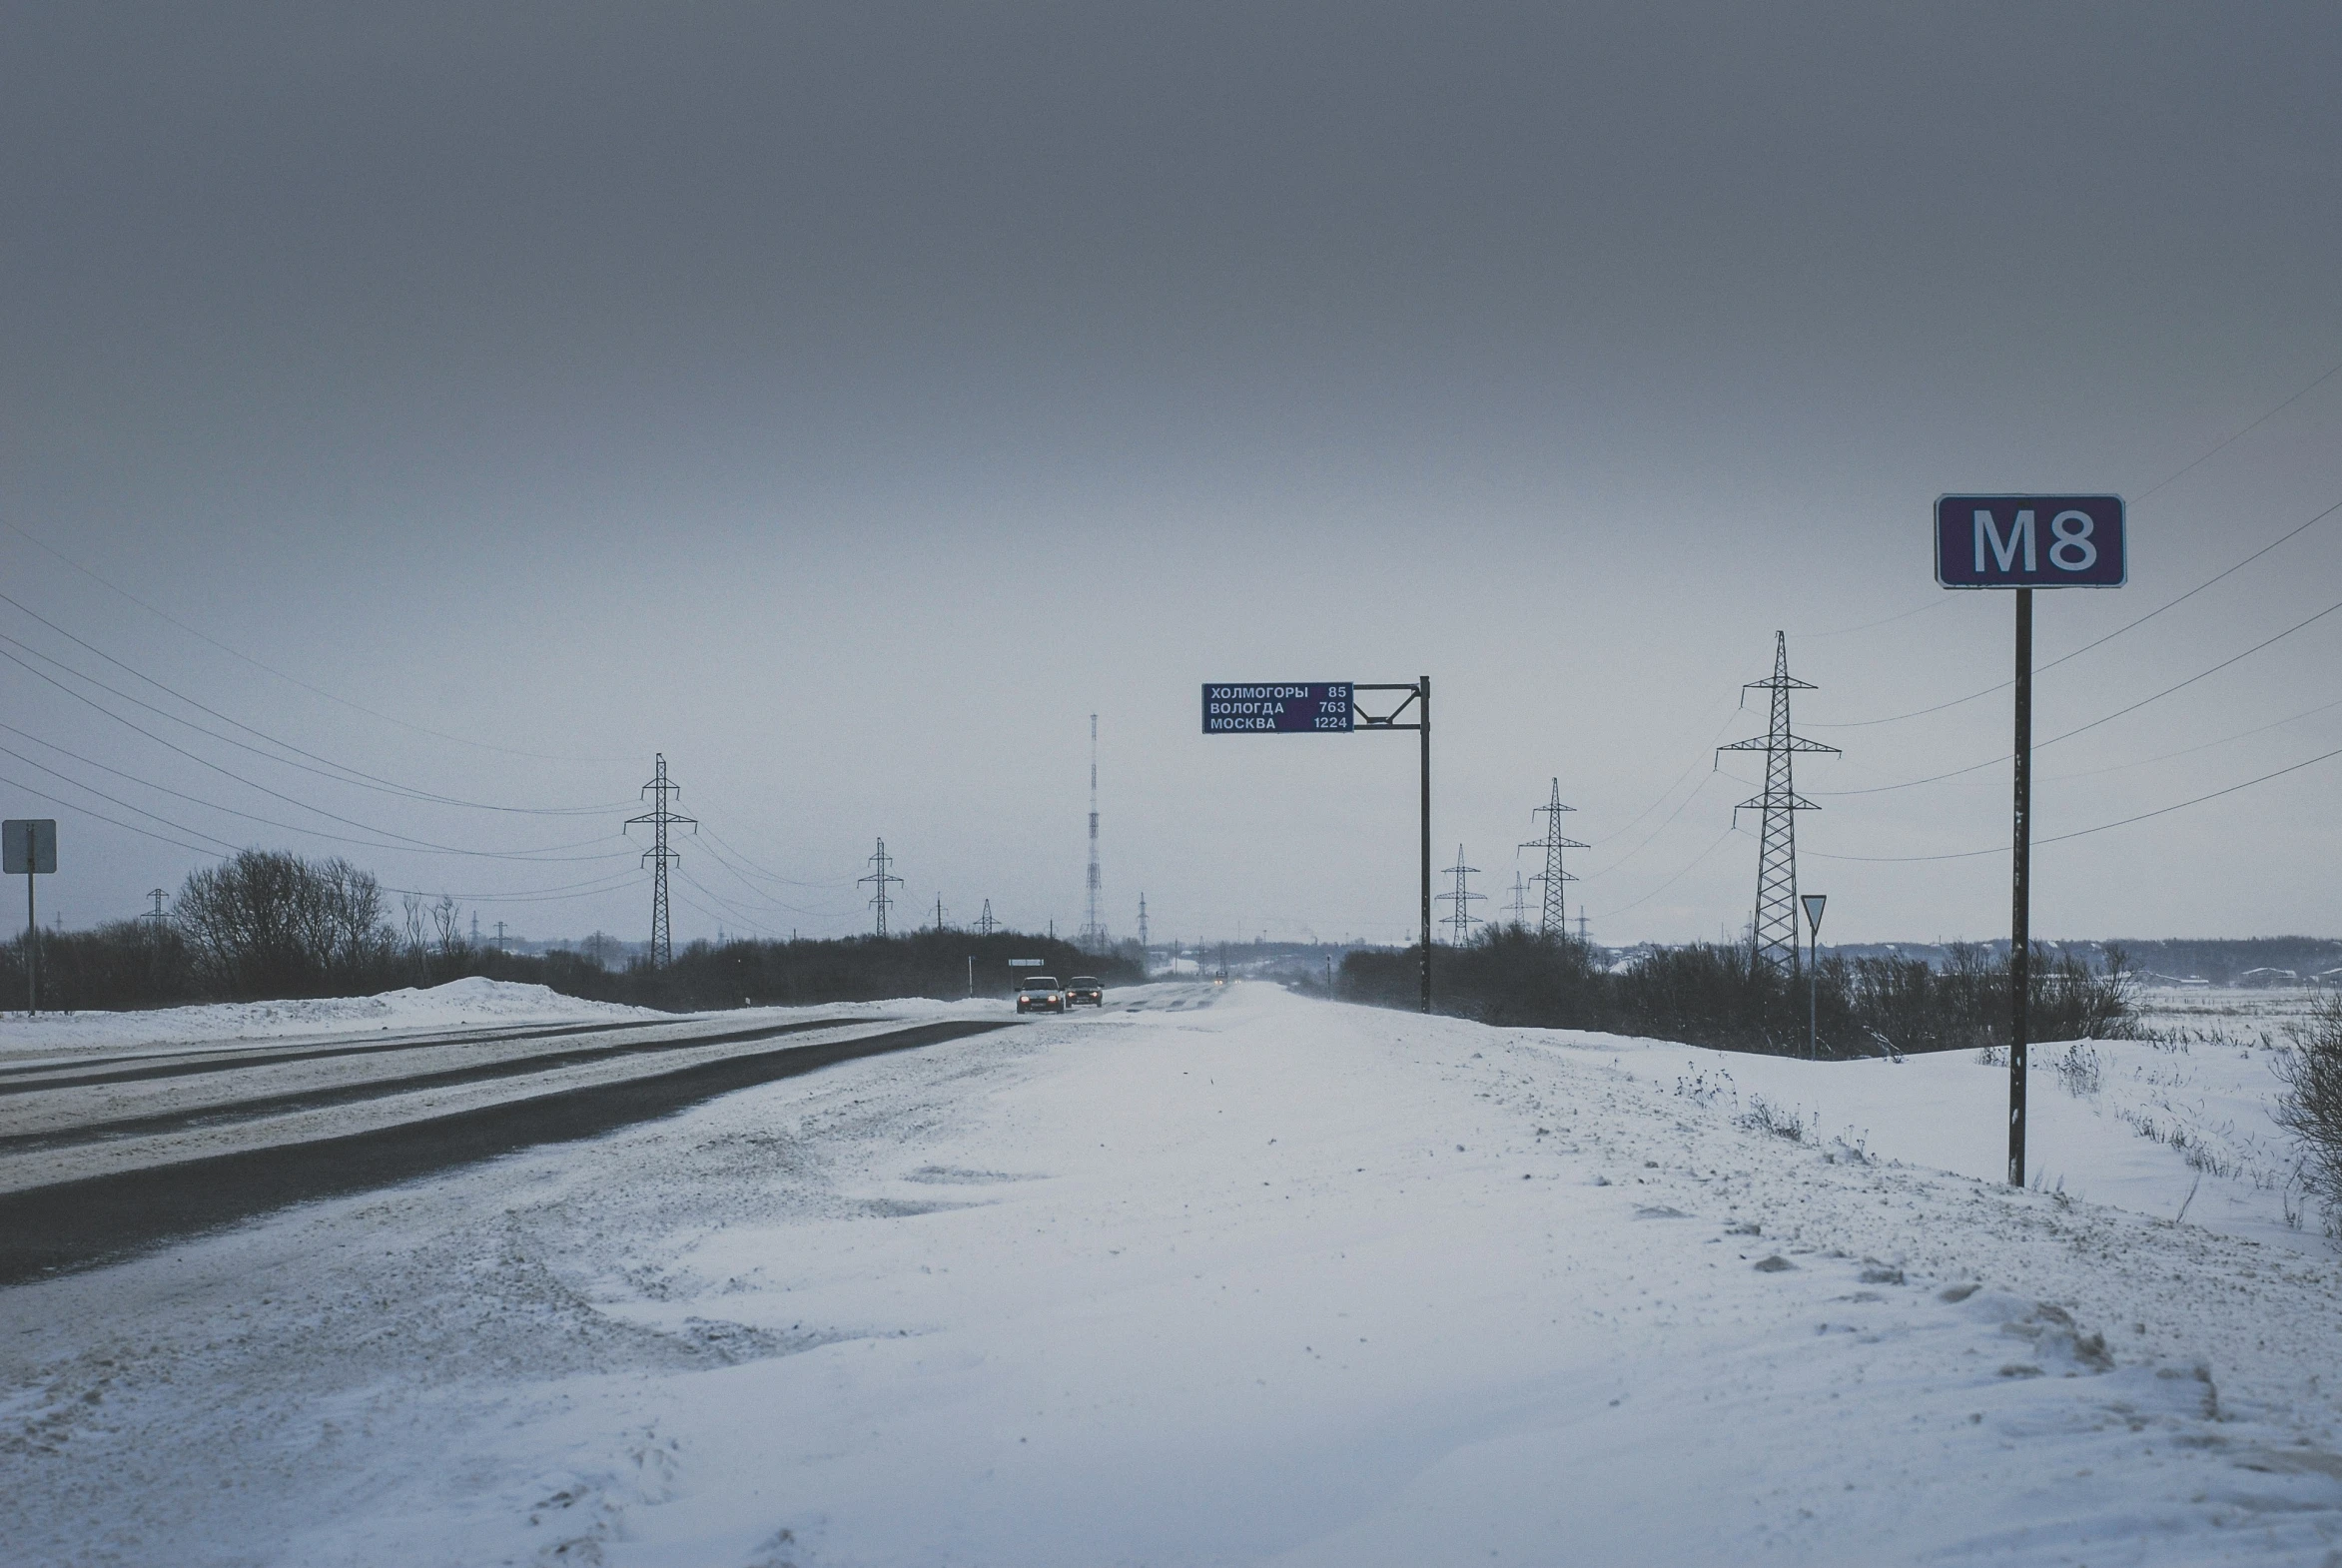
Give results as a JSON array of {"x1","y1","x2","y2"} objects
[{"x1": 1935, "y1": 495, "x2": 2125, "y2": 588}]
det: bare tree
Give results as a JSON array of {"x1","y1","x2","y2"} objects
[{"x1": 176, "y1": 850, "x2": 395, "y2": 999}]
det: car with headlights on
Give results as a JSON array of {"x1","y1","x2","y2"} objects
[
  {"x1": 1016, "y1": 976, "x2": 1067, "y2": 1014},
  {"x1": 1066, "y1": 976, "x2": 1105, "y2": 1007}
]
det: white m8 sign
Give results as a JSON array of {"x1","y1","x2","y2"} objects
[{"x1": 1935, "y1": 495, "x2": 2125, "y2": 588}]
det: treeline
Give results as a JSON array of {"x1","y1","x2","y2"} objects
[
  {"x1": 0, "y1": 849, "x2": 1139, "y2": 1013},
  {"x1": 1335, "y1": 927, "x2": 2134, "y2": 1057}
]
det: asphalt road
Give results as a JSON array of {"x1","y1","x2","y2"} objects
[
  {"x1": 0, "y1": 1014, "x2": 873, "y2": 1156},
  {"x1": 0, "y1": 1016, "x2": 1014, "y2": 1285}
]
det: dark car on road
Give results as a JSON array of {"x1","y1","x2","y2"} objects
[
  {"x1": 1066, "y1": 977, "x2": 1105, "y2": 1007},
  {"x1": 1016, "y1": 976, "x2": 1067, "y2": 1014}
]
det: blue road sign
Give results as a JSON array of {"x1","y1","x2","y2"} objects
[
  {"x1": 1936, "y1": 495, "x2": 2125, "y2": 587},
  {"x1": 1201, "y1": 683, "x2": 1353, "y2": 733}
]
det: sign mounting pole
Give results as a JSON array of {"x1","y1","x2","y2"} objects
[
  {"x1": 1418, "y1": 676, "x2": 1432, "y2": 1014},
  {"x1": 3, "y1": 820, "x2": 58, "y2": 1018},
  {"x1": 2010, "y1": 586, "x2": 2032, "y2": 1186},
  {"x1": 1201, "y1": 678, "x2": 1432, "y2": 1012},
  {"x1": 1935, "y1": 495, "x2": 2125, "y2": 1188}
]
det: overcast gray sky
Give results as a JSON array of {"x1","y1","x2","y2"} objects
[{"x1": 4, "y1": 2, "x2": 2339, "y2": 950}]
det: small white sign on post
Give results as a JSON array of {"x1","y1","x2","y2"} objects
[{"x1": 1008, "y1": 958, "x2": 1044, "y2": 968}]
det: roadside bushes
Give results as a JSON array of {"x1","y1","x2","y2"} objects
[
  {"x1": 2275, "y1": 993, "x2": 2342, "y2": 1233},
  {"x1": 0, "y1": 845, "x2": 1139, "y2": 1012},
  {"x1": 1338, "y1": 933, "x2": 2134, "y2": 1059}
]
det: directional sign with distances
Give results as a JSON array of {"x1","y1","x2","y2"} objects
[
  {"x1": 1935, "y1": 495, "x2": 2125, "y2": 588},
  {"x1": 1200, "y1": 683, "x2": 1353, "y2": 733}
]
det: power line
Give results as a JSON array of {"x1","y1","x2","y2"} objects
[
  {"x1": 1585, "y1": 825, "x2": 1743, "y2": 923},
  {"x1": 1806, "y1": 740, "x2": 2342, "y2": 864},
  {"x1": 693, "y1": 824, "x2": 858, "y2": 889},
  {"x1": 0, "y1": 517, "x2": 630, "y2": 764},
  {"x1": 0, "y1": 722, "x2": 632, "y2": 864},
  {"x1": 0, "y1": 639, "x2": 628, "y2": 858},
  {"x1": 1811, "y1": 593, "x2": 2342, "y2": 797},
  {"x1": 0, "y1": 597, "x2": 631, "y2": 814},
  {"x1": 1811, "y1": 494, "x2": 2342, "y2": 730},
  {"x1": 2131, "y1": 351, "x2": 2342, "y2": 502},
  {"x1": 1793, "y1": 351, "x2": 2342, "y2": 646}
]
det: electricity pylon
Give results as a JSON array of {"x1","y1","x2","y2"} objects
[
  {"x1": 1137, "y1": 892, "x2": 1149, "y2": 950},
  {"x1": 975, "y1": 899, "x2": 999, "y2": 936},
  {"x1": 624, "y1": 754, "x2": 696, "y2": 968},
  {"x1": 1717, "y1": 632, "x2": 1838, "y2": 974},
  {"x1": 860, "y1": 838, "x2": 904, "y2": 937},
  {"x1": 1521, "y1": 778, "x2": 1588, "y2": 938},
  {"x1": 1435, "y1": 844, "x2": 1485, "y2": 945},
  {"x1": 1506, "y1": 871, "x2": 1531, "y2": 929}
]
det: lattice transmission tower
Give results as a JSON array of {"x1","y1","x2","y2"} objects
[
  {"x1": 624, "y1": 754, "x2": 697, "y2": 968},
  {"x1": 860, "y1": 838, "x2": 904, "y2": 936},
  {"x1": 975, "y1": 899, "x2": 999, "y2": 936},
  {"x1": 1079, "y1": 714, "x2": 1107, "y2": 952},
  {"x1": 1506, "y1": 871, "x2": 1531, "y2": 928},
  {"x1": 1717, "y1": 632, "x2": 1838, "y2": 974},
  {"x1": 1521, "y1": 778, "x2": 1588, "y2": 939},
  {"x1": 1436, "y1": 845, "x2": 1484, "y2": 945},
  {"x1": 1137, "y1": 892, "x2": 1149, "y2": 950}
]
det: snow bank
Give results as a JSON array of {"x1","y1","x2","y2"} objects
[
  {"x1": 0, "y1": 976, "x2": 668, "y2": 1058},
  {"x1": 1545, "y1": 1023, "x2": 2317, "y2": 1253}
]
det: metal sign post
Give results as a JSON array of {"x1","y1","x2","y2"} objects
[
  {"x1": 1935, "y1": 495, "x2": 2125, "y2": 1186},
  {"x1": 3, "y1": 820, "x2": 58, "y2": 1017},
  {"x1": 1202, "y1": 678, "x2": 1432, "y2": 1012},
  {"x1": 1800, "y1": 893, "x2": 1827, "y2": 1059}
]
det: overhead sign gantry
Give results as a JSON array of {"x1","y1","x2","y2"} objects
[{"x1": 1201, "y1": 679, "x2": 1431, "y2": 1012}]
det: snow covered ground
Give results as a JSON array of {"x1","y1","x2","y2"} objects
[{"x1": 5, "y1": 981, "x2": 2338, "y2": 1565}]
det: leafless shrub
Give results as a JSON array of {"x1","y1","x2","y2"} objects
[{"x1": 2274, "y1": 993, "x2": 2342, "y2": 1233}]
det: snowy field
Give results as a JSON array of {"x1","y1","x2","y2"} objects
[
  {"x1": 5, "y1": 981, "x2": 2339, "y2": 1565},
  {"x1": 1586, "y1": 983, "x2": 2326, "y2": 1255}
]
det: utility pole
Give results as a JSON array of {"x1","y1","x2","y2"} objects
[
  {"x1": 860, "y1": 839, "x2": 904, "y2": 937},
  {"x1": 933, "y1": 894, "x2": 947, "y2": 931},
  {"x1": 1080, "y1": 714, "x2": 1106, "y2": 952},
  {"x1": 975, "y1": 899, "x2": 999, "y2": 937},
  {"x1": 1522, "y1": 778, "x2": 1587, "y2": 939},
  {"x1": 1436, "y1": 845, "x2": 1484, "y2": 947},
  {"x1": 1718, "y1": 633, "x2": 1838, "y2": 974},
  {"x1": 624, "y1": 754, "x2": 697, "y2": 969}
]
